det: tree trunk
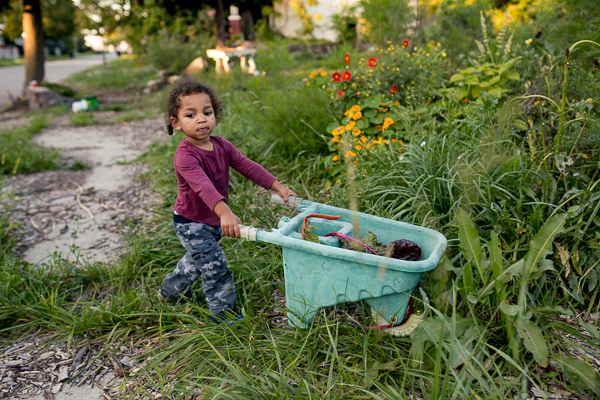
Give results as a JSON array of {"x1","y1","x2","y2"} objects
[
  {"x1": 23, "y1": 0, "x2": 45, "y2": 88},
  {"x1": 216, "y1": 0, "x2": 226, "y2": 47}
]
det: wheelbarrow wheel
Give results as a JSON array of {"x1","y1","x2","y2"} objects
[{"x1": 369, "y1": 287, "x2": 429, "y2": 337}]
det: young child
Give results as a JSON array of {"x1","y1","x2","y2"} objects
[{"x1": 159, "y1": 79, "x2": 296, "y2": 321}]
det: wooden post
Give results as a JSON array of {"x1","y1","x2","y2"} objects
[{"x1": 23, "y1": 0, "x2": 45, "y2": 89}]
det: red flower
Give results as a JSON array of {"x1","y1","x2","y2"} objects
[
  {"x1": 332, "y1": 72, "x2": 341, "y2": 82},
  {"x1": 463, "y1": 98, "x2": 469, "y2": 103},
  {"x1": 402, "y1": 40, "x2": 409, "y2": 49},
  {"x1": 390, "y1": 84, "x2": 398, "y2": 95},
  {"x1": 342, "y1": 71, "x2": 352, "y2": 82},
  {"x1": 368, "y1": 57, "x2": 377, "y2": 68},
  {"x1": 338, "y1": 89, "x2": 345, "y2": 97},
  {"x1": 344, "y1": 53, "x2": 350, "y2": 64}
]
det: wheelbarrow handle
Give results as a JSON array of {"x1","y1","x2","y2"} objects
[
  {"x1": 270, "y1": 193, "x2": 304, "y2": 208},
  {"x1": 239, "y1": 225, "x2": 260, "y2": 241}
]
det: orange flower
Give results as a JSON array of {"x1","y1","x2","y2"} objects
[
  {"x1": 390, "y1": 84, "x2": 398, "y2": 95},
  {"x1": 345, "y1": 151, "x2": 356, "y2": 158},
  {"x1": 332, "y1": 126, "x2": 345, "y2": 135},
  {"x1": 338, "y1": 89, "x2": 345, "y2": 97},
  {"x1": 342, "y1": 71, "x2": 352, "y2": 82},
  {"x1": 332, "y1": 155, "x2": 340, "y2": 161},
  {"x1": 350, "y1": 111, "x2": 362, "y2": 120},
  {"x1": 368, "y1": 57, "x2": 377, "y2": 67},
  {"x1": 382, "y1": 117, "x2": 395, "y2": 130},
  {"x1": 344, "y1": 53, "x2": 350, "y2": 64},
  {"x1": 332, "y1": 72, "x2": 341, "y2": 82}
]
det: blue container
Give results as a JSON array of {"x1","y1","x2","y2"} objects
[{"x1": 241, "y1": 197, "x2": 447, "y2": 329}]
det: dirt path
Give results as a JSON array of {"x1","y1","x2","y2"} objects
[
  {"x1": 1, "y1": 110, "x2": 168, "y2": 399},
  {"x1": 4, "y1": 114, "x2": 167, "y2": 265}
]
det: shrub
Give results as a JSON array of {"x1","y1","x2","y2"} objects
[
  {"x1": 309, "y1": 41, "x2": 447, "y2": 114},
  {"x1": 447, "y1": 12, "x2": 521, "y2": 101},
  {"x1": 358, "y1": 0, "x2": 413, "y2": 47},
  {"x1": 143, "y1": 30, "x2": 200, "y2": 74},
  {"x1": 305, "y1": 41, "x2": 447, "y2": 163}
]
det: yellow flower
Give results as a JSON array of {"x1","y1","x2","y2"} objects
[
  {"x1": 306, "y1": 82, "x2": 310, "y2": 86},
  {"x1": 345, "y1": 120, "x2": 356, "y2": 130},
  {"x1": 309, "y1": 71, "x2": 317, "y2": 79},
  {"x1": 355, "y1": 144, "x2": 362, "y2": 150},
  {"x1": 350, "y1": 104, "x2": 361, "y2": 112},
  {"x1": 526, "y1": 38, "x2": 532, "y2": 45},
  {"x1": 320, "y1": 71, "x2": 327, "y2": 77},
  {"x1": 345, "y1": 151, "x2": 356, "y2": 158},
  {"x1": 382, "y1": 117, "x2": 395, "y2": 130},
  {"x1": 332, "y1": 126, "x2": 345, "y2": 135},
  {"x1": 332, "y1": 155, "x2": 339, "y2": 161},
  {"x1": 351, "y1": 111, "x2": 362, "y2": 120}
]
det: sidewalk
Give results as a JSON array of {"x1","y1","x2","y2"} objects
[{"x1": 0, "y1": 53, "x2": 118, "y2": 109}]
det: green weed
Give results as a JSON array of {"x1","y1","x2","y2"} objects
[
  {"x1": 69, "y1": 111, "x2": 100, "y2": 126},
  {"x1": 0, "y1": 115, "x2": 60, "y2": 174}
]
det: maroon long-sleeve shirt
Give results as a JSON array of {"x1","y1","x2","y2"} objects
[{"x1": 173, "y1": 136, "x2": 277, "y2": 226}]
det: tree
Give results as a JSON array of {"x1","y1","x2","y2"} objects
[
  {"x1": 23, "y1": 0, "x2": 45, "y2": 86},
  {"x1": 43, "y1": 0, "x2": 76, "y2": 53}
]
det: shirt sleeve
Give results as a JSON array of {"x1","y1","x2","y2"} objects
[
  {"x1": 175, "y1": 149, "x2": 225, "y2": 212},
  {"x1": 222, "y1": 138, "x2": 277, "y2": 190}
]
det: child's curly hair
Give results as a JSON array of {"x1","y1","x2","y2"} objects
[{"x1": 166, "y1": 79, "x2": 224, "y2": 135}]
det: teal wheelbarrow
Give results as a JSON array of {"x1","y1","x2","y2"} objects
[{"x1": 239, "y1": 194, "x2": 447, "y2": 336}]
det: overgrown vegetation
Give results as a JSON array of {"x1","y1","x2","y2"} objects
[{"x1": 1, "y1": 1, "x2": 600, "y2": 399}]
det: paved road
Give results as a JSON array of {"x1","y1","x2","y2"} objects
[{"x1": 0, "y1": 53, "x2": 117, "y2": 108}]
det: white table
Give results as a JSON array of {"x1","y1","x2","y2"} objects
[{"x1": 205, "y1": 47, "x2": 257, "y2": 74}]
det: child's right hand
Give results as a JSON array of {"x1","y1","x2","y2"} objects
[
  {"x1": 220, "y1": 210, "x2": 242, "y2": 238},
  {"x1": 214, "y1": 200, "x2": 242, "y2": 238}
]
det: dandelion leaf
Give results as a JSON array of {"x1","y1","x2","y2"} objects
[{"x1": 515, "y1": 318, "x2": 548, "y2": 367}]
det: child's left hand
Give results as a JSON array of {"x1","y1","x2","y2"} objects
[{"x1": 270, "y1": 181, "x2": 297, "y2": 205}]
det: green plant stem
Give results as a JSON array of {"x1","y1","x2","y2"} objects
[
  {"x1": 556, "y1": 48, "x2": 570, "y2": 148},
  {"x1": 556, "y1": 40, "x2": 600, "y2": 148}
]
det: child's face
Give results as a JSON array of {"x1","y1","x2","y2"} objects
[{"x1": 170, "y1": 92, "x2": 216, "y2": 148}]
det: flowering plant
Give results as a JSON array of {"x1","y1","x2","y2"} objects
[
  {"x1": 306, "y1": 41, "x2": 447, "y2": 115},
  {"x1": 325, "y1": 96, "x2": 417, "y2": 163},
  {"x1": 303, "y1": 41, "x2": 447, "y2": 163}
]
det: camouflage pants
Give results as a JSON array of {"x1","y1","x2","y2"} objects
[{"x1": 160, "y1": 221, "x2": 236, "y2": 315}]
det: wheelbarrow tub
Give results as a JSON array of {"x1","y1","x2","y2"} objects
[{"x1": 255, "y1": 201, "x2": 447, "y2": 328}]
